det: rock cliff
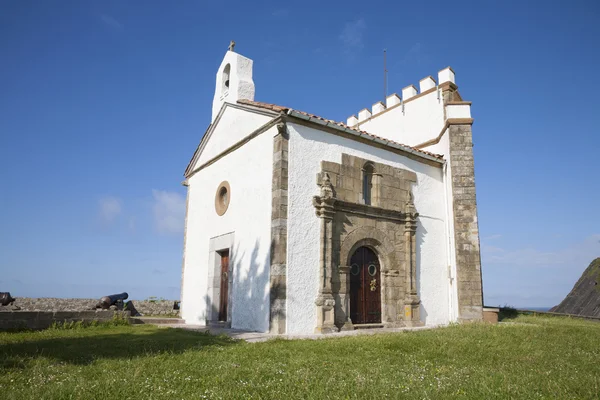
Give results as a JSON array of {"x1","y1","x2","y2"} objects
[{"x1": 550, "y1": 258, "x2": 600, "y2": 317}]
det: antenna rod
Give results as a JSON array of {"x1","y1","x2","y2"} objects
[{"x1": 383, "y1": 49, "x2": 388, "y2": 103}]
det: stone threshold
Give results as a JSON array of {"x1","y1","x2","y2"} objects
[
  {"x1": 166, "y1": 324, "x2": 440, "y2": 343},
  {"x1": 353, "y1": 323, "x2": 385, "y2": 330}
]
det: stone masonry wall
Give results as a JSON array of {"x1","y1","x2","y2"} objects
[
  {"x1": 448, "y1": 123, "x2": 484, "y2": 320},
  {"x1": 313, "y1": 153, "x2": 421, "y2": 330},
  {"x1": 0, "y1": 311, "x2": 130, "y2": 331},
  {"x1": 269, "y1": 122, "x2": 288, "y2": 334},
  {"x1": 1, "y1": 298, "x2": 180, "y2": 316}
]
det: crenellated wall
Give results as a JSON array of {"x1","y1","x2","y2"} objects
[{"x1": 345, "y1": 67, "x2": 471, "y2": 149}]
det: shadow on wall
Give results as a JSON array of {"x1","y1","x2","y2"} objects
[
  {"x1": 0, "y1": 328, "x2": 237, "y2": 368},
  {"x1": 204, "y1": 240, "x2": 271, "y2": 332}
]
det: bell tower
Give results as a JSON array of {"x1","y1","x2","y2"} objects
[{"x1": 212, "y1": 41, "x2": 255, "y2": 122}]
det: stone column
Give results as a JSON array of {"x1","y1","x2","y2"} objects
[
  {"x1": 269, "y1": 122, "x2": 288, "y2": 334},
  {"x1": 313, "y1": 173, "x2": 337, "y2": 334}
]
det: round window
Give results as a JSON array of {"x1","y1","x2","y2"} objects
[
  {"x1": 368, "y1": 264, "x2": 377, "y2": 277},
  {"x1": 214, "y1": 181, "x2": 231, "y2": 216},
  {"x1": 219, "y1": 186, "x2": 228, "y2": 206},
  {"x1": 350, "y1": 264, "x2": 360, "y2": 276}
]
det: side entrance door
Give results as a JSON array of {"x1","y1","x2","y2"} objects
[
  {"x1": 349, "y1": 246, "x2": 381, "y2": 324},
  {"x1": 218, "y1": 250, "x2": 229, "y2": 322}
]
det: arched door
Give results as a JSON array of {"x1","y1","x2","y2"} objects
[{"x1": 350, "y1": 246, "x2": 381, "y2": 324}]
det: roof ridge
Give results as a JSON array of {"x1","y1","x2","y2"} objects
[{"x1": 237, "y1": 99, "x2": 443, "y2": 160}]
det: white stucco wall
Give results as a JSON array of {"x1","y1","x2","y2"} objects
[
  {"x1": 212, "y1": 51, "x2": 255, "y2": 122},
  {"x1": 355, "y1": 91, "x2": 445, "y2": 148},
  {"x1": 196, "y1": 105, "x2": 272, "y2": 167},
  {"x1": 181, "y1": 124, "x2": 274, "y2": 332},
  {"x1": 446, "y1": 104, "x2": 471, "y2": 119},
  {"x1": 286, "y1": 123, "x2": 451, "y2": 334},
  {"x1": 422, "y1": 132, "x2": 459, "y2": 321}
]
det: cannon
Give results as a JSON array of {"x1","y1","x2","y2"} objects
[
  {"x1": 0, "y1": 292, "x2": 15, "y2": 306},
  {"x1": 95, "y1": 292, "x2": 129, "y2": 310}
]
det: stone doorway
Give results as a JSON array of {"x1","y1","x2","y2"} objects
[
  {"x1": 206, "y1": 232, "x2": 234, "y2": 327},
  {"x1": 312, "y1": 154, "x2": 423, "y2": 333},
  {"x1": 349, "y1": 246, "x2": 381, "y2": 324}
]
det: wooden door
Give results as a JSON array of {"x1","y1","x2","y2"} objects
[
  {"x1": 218, "y1": 250, "x2": 229, "y2": 322},
  {"x1": 349, "y1": 247, "x2": 381, "y2": 324}
]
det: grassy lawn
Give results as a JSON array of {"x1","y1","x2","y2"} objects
[{"x1": 1, "y1": 315, "x2": 599, "y2": 399}]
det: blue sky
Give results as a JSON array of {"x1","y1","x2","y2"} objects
[{"x1": 1, "y1": 1, "x2": 598, "y2": 306}]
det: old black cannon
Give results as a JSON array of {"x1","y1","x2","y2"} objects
[
  {"x1": 0, "y1": 292, "x2": 15, "y2": 306},
  {"x1": 95, "y1": 292, "x2": 129, "y2": 310}
]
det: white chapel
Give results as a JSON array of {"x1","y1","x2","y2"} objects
[{"x1": 180, "y1": 44, "x2": 485, "y2": 334}]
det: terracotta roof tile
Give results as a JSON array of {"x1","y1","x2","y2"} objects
[{"x1": 238, "y1": 99, "x2": 443, "y2": 160}]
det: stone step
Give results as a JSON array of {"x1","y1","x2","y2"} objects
[
  {"x1": 353, "y1": 323, "x2": 385, "y2": 330},
  {"x1": 131, "y1": 317, "x2": 185, "y2": 325}
]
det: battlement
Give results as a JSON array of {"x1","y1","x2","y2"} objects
[{"x1": 346, "y1": 67, "x2": 457, "y2": 127}]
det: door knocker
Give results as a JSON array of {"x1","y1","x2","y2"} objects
[
  {"x1": 368, "y1": 264, "x2": 377, "y2": 276},
  {"x1": 370, "y1": 279, "x2": 377, "y2": 291}
]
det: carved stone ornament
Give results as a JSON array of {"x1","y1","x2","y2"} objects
[{"x1": 320, "y1": 173, "x2": 334, "y2": 199}]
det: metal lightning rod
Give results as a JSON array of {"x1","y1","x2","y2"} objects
[{"x1": 383, "y1": 49, "x2": 388, "y2": 103}]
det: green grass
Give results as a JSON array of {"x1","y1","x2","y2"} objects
[{"x1": 1, "y1": 315, "x2": 599, "y2": 399}]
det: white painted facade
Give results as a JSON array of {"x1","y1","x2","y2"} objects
[
  {"x1": 181, "y1": 50, "x2": 476, "y2": 334},
  {"x1": 344, "y1": 67, "x2": 474, "y2": 324},
  {"x1": 195, "y1": 106, "x2": 272, "y2": 168},
  {"x1": 351, "y1": 88, "x2": 444, "y2": 147},
  {"x1": 347, "y1": 67, "x2": 462, "y2": 149},
  {"x1": 286, "y1": 123, "x2": 451, "y2": 333},
  {"x1": 181, "y1": 123, "x2": 274, "y2": 332}
]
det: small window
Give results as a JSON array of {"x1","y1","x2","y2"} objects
[
  {"x1": 363, "y1": 163, "x2": 374, "y2": 205},
  {"x1": 215, "y1": 181, "x2": 231, "y2": 216},
  {"x1": 222, "y1": 64, "x2": 231, "y2": 94}
]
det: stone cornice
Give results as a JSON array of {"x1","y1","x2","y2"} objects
[
  {"x1": 313, "y1": 196, "x2": 418, "y2": 223},
  {"x1": 414, "y1": 118, "x2": 475, "y2": 150}
]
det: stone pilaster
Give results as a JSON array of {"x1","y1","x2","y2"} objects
[
  {"x1": 448, "y1": 122, "x2": 484, "y2": 321},
  {"x1": 337, "y1": 266, "x2": 354, "y2": 331},
  {"x1": 313, "y1": 173, "x2": 337, "y2": 333},
  {"x1": 269, "y1": 122, "x2": 288, "y2": 334},
  {"x1": 403, "y1": 194, "x2": 421, "y2": 326}
]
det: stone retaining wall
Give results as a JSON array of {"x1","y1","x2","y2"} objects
[
  {"x1": 0, "y1": 298, "x2": 179, "y2": 316},
  {"x1": 0, "y1": 310, "x2": 130, "y2": 331}
]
